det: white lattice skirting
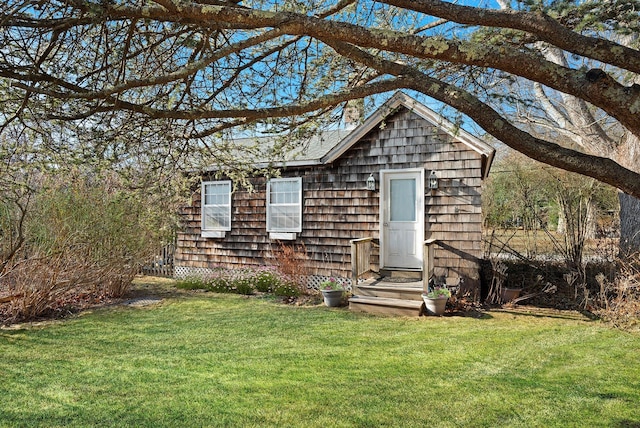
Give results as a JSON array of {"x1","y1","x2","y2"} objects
[
  {"x1": 174, "y1": 265, "x2": 355, "y2": 290},
  {"x1": 174, "y1": 265, "x2": 217, "y2": 280}
]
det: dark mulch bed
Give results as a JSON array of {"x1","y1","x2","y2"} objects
[{"x1": 480, "y1": 258, "x2": 617, "y2": 311}]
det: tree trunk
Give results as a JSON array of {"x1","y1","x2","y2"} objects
[
  {"x1": 585, "y1": 200, "x2": 597, "y2": 240},
  {"x1": 619, "y1": 193, "x2": 640, "y2": 256},
  {"x1": 557, "y1": 212, "x2": 565, "y2": 234},
  {"x1": 616, "y1": 131, "x2": 640, "y2": 257}
]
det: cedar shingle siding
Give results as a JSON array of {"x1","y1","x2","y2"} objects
[{"x1": 176, "y1": 98, "x2": 492, "y2": 294}]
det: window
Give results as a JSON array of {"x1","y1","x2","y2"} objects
[
  {"x1": 267, "y1": 177, "x2": 302, "y2": 236},
  {"x1": 201, "y1": 181, "x2": 231, "y2": 237}
]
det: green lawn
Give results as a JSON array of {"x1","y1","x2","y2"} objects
[{"x1": 1, "y1": 280, "x2": 639, "y2": 427}]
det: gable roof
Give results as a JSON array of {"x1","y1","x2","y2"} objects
[
  {"x1": 228, "y1": 128, "x2": 352, "y2": 168},
  {"x1": 322, "y1": 92, "x2": 495, "y2": 178},
  {"x1": 208, "y1": 92, "x2": 495, "y2": 177}
]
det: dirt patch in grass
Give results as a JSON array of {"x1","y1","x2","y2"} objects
[{"x1": 127, "y1": 276, "x2": 196, "y2": 298}]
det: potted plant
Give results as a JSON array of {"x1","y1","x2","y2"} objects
[
  {"x1": 319, "y1": 277, "x2": 346, "y2": 307},
  {"x1": 422, "y1": 286, "x2": 451, "y2": 316}
]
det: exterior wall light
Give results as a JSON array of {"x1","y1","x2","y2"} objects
[
  {"x1": 428, "y1": 170, "x2": 439, "y2": 190},
  {"x1": 366, "y1": 173, "x2": 376, "y2": 191}
]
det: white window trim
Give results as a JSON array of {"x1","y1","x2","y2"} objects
[
  {"x1": 201, "y1": 180, "x2": 232, "y2": 237},
  {"x1": 266, "y1": 177, "x2": 303, "y2": 236},
  {"x1": 269, "y1": 232, "x2": 298, "y2": 241}
]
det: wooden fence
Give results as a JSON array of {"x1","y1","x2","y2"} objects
[{"x1": 141, "y1": 242, "x2": 175, "y2": 277}]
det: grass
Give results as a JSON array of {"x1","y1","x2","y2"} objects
[{"x1": 1, "y1": 278, "x2": 639, "y2": 427}]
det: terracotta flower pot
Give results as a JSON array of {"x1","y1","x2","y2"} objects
[{"x1": 501, "y1": 288, "x2": 522, "y2": 303}]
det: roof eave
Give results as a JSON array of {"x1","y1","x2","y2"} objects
[{"x1": 253, "y1": 159, "x2": 323, "y2": 169}]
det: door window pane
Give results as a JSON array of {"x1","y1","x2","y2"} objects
[{"x1": 390, "y1": 178, "x2": 416, "y2": 222}]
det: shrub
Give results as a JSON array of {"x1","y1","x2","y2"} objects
[
  {"x1": 596, "y1": 256, "x2": 640, "y2": 330},
  {"x1": 254, "y1": 269, "x2": 281, "y2": 293},
  {"x1": 273, "y1": 281, "x2": 300, "y2": 297},
  {"x1": 0, "y1": 170, "x2": 177, "y2": 325},
  {"x1": 207, "y1": 276, "x2": 232, "y2": 293},
  {"x1": 174, "y1": 267, "x2": 301, "y2": 298},
  {"x1": 267, "y1": 242, "x2": 312, "y2": 296},
  {"x1": 233, "y1": 277, "x2": 255, "y2": 295}
]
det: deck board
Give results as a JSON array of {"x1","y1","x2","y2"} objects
[{"x1": 349, "y1": 295, "x2": 424, "y2": 317}]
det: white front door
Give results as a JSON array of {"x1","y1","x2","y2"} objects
[{"x1": 380, "y1": 169, "x2": 425, "y2": 269}]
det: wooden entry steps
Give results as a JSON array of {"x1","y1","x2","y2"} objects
[
  {"x1": 349, "y1": 239, "x2": 440, "y2": 317},
  {"x1": 349, "y1": 278, "x2": 425, "y2": 317},
  {"x1": 349, "y1": 296, "x2": 424, "y2": 317},
  {"x1": 356, "y1": 282, "x2": 423, "y2": 301}
]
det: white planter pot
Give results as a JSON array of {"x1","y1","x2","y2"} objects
[
  {"x1": 422, "y1": 295, "x2": 448, "y2": 316},
  {"x1": 321, "y1": 289, "x2": 344, "y2": 307}
]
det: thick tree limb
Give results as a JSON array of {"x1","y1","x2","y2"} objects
[
  {"x1": 2, "y1": 0, "x2": 640, "y2": 199},
  {"x1": 97, "y1": 3, "x2": 640, "y2": 138},
  {"x1": 321, "y1": 39, "x2": 640, "y2": 199},
  {"x1": 5, "y1": 2, "x2": 640, "y2": 135},
  {"x1": 380, "y1": 0, "x2": 640, "y2": 75}
]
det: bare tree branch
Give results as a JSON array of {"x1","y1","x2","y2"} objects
[
  {"x1": 380, "y1": 0, "x2": 640, "y2": 74},
  {"x1": 2, "y1": 0, "x2": 640, "y2": 201}
]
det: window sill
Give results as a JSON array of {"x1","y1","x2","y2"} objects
[
  {"x1": 269, "y1": 232, "x2": 297, "y2": 240},
  {"x1": 202, "y1": 230, "x2": 226, "y2": 239}
]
